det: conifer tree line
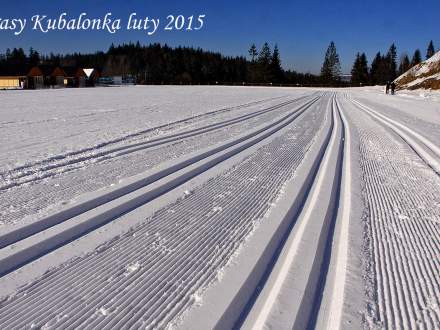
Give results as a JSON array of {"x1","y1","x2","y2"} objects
[
  {"x1": 0, "y1": 41, "x2": 321, "y2": 86},
  {"x1": 0, "y1": 40, "x2": 436, "y2": 86},
  {"x1": 246, "y1": 42, "x2": 319, "y2": 85},
  {"x1": 350, "y1": 40, "x2": 436, "y2": 86}
]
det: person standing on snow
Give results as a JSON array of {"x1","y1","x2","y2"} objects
[
  {"x1": 385, "y1": 81, "x2": 390, "y2": 94},
  {"x1": 390, "y1": 81, "x2": 396, "y2": 95}
]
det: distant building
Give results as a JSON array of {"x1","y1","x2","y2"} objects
[
  {"x1": 97, "y1": 74, "x2": 136, "y2": 86},
  {"x1": 98, "y1": 66, "x2": 136, "y2": 86},
  {"x1": 25, "y1": 65, "x2": 65, "y2": 89},
  {"x1": 0, "y1": 66, "x2": 99, "y2": 90},
  {"x1": 0, "y1": 75, "x2": 26, "y2": 89},
  {"x1": 0, "y1": 67, "x2": 27, "y2": 89},
  {"x1": 63, "y1": 67, "x2": 87, "y2": 88},
  {"x1": 340, "y1": 74, "x2": 352, "y2": 83},
  {"x1": 26, "y1": 66, "x2": 45, "y2": 89},
  {"x1": 50, "y1": 67, "x2": 66, "y2": 88}
]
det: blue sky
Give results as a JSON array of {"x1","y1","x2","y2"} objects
[{"x1": 0, "y1": 0, "x2": 438, "y2": 74}]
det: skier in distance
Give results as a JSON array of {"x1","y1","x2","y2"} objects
[{"x1": 390, "y1": 81, "x2": 396, "y2": 95}]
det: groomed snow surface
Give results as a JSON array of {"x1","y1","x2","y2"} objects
[{"x1": 0, "y1": 86, "x2": 439, "y2": 329}]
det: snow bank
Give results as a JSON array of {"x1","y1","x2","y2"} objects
[{"x1": 395, "y1": 50, "x2": 440, "y2": 90}]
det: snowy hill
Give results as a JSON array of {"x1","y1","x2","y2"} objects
[{"x1": 395, "y1": 51, "x2": 440, "y2": 90}]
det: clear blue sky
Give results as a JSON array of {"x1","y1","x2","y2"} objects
[{"x1": 0, "y1": 0, "x2": 438, "y2": 74}]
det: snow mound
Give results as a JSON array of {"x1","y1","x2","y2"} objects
[{"x1": 395, "y1": 51, "x2": 440, "y2": 90}]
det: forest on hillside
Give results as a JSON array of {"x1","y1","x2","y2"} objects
[{"x1": 0, "y1": 40, "x2": 436, "y2": 86}]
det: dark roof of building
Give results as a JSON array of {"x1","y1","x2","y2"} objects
[
  {"x1": 0, "y1": 65, "x2": 89, "y2": 78},
  {"x1": 27, "y1": 65, "x2": 66, "y2": 77},
  {"x1": 37, "y1": 65, "x2": 57, "y2": 76},
  {"x1": 63, "y1": 67, "x2": 86, "y2": 78},
  {"x1": 52, "y1": 67, "x2": 66, "y2": 77},
  {"x1": 27, "y1": 66, "x2": 43, "y2": 77}
]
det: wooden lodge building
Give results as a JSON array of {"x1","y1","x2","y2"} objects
[
  {"x1": 0, "y1": 67, "x2": 28, "y2": 89},
  {"x1": 27, "y1": 65, "x2": 65, "y2": 89},
  {"x1": 0, "y1": 65, "x2": 99, "y2": 90}
]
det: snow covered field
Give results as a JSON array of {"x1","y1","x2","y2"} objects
[{"x1": 0, "y1": 86, "x2": 439, "y2": 329}]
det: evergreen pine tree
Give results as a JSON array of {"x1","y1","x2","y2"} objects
[
  {"x1": 269, "y1": 44, "x2": 283, "y2": 83},
  {"x1": 386, "y1": 43, "x2": 397, "y2": 81},
  {"x1": 426, "y1": 40, "x2": 435, "y2": 59},
  {"x1": 370, "y1": 52, "x2": 388, "y2": 85},
  {"x1": 108, "y1": 43, "x2": 116, "y2": 54},
  {"x1": 351, "y1": 52, "x2": 369, "y2": 86},
  {"x1": 247, "y1": 44, "x2": 259, "y2": 83},
  {"x1": 398, "y1": 54, "x2": 410, "y2": 75},
  {"x1": 258, "y1": 43, "x2": 272, "y2": 67},
  {"x1": 257, "y1": 42, "x2": 272, "y2": 83},
  {"x1": 248, "y1": 44, "x2": 258, "y2": 62},
  {"x1": 320, "y1": 41, "x2": 341, "y2": 85},
  {"x1": 411, "y1": 49, "x2": 422, "y2": 67},
  {"x1": 351, "y1": 53, "x2": 361, "y2": 85},
  {"x1": 359, "y1": 53, "x2": 369, "y2": 85},
  {"x1": 29, "y1": 47, "x2": 40, "y2": 66}
]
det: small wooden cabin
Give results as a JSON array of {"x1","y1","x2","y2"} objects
[
  {"x1": 26, "y1": 66, "x2": 44, "y2": 89},
  {"x1": 27, "y1": 65, "x2": 65, "y2": 89},
  {"x1": 63, "y1": 67, "x2": 87, "y2": 88},
  {"x1": 51, "y1": 67, "x2": 66, "y2": 88}
]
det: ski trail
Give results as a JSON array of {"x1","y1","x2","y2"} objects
[
  {"x1": 351, "y1": 98, "x2": 440, "y2": 174},
  {"x1": 0, "y1": 96, "x2": 319, "y2": 257},
  {"x1": 1, "y1": 90, "x2": 437, "y2": 329},
  {"x1": 1, "y1": 96, "x2": 311, "y2": 190},
  {"x1": 0, "y1": 95, "x2": 316, "y2": 226},
  {"x1": 344, "y1": 94, "x2": 440, "y2": 329},
  {"x1": 1, "y1": 95, "x2": 290, "y2": 175},
  {"x1": 0, "y1": 96, "x2": 328, "y2": 329},
  {"x1": 242, "y1": 94, "x2": 345, "y2": 330},
  {"x1": 325, "y1": 96, "x2": 352, "y2": 330}
]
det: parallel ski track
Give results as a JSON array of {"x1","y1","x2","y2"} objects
[
  {"x1": 0, "y1": 95, "x2": 286, "y2": 174},
  {"x1": 345, "y1": 95, "x2": 440, "y2": 329},
  {"x1": 0, "y1": 95, "x2": 314, "y2": 226},
  {"x1": 304, "y1": 96, "x2": 346, "y2": 329},
  {"x1": 0, "y1": 95, "x2": 328, "y2": 329},
  {"x1": 0, "y1": 95, "x2": 320, "y2": 253},
  {"x1": 325, "y1": 96, "x2": 352, "y2": 330},
  {"x1": 0, "y1": 95, "x2": 312, "y2": 191},
  {"x1": 243, "y1": 94, "x2": 346, "y2": 330},
  {"x1": 350, "y1": 98, "x2": 440, "y2": 175}
]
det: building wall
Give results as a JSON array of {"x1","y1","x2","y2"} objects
[
  {"x1": 28, "y1": 76, "x2": 44, "y2": 89},
  {"x1": 0, "y1": 78, "x2": 21, "y2": 89},
  {"x1": 55, "y1": 76, "x2": 65, "y2": 88}
]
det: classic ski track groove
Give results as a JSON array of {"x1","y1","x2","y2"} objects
[
  {"x1": 0, "y1": 95, "x2": 314, "y2": 226},
  {"x1": 0, "y1": 95, "x2": 328, "y2": 329},
  {"x1": 345, "y1": 95, "x2": 440, "y2": 329},
  {"x1": 325, "y1": 96, "x2": 352, "y2": 330},
  {"x1": 2, "y1": 91, "x2": 437, "y2": 329},
  {"x1": 0, "y1": 95, "x2": 313, "y2": 191},
  {"x1": 243, "y1": 94, "x2": 345, "y2": 330},
  {"x1": 0, "y1": 96, "x2": 320, "y2": 274},
  {"x1": 350, "y1": 98, "x2": 440, "y2": 175},
  {"x1": 1, "y1": 95, "x2": 286, "y2": 175}
]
